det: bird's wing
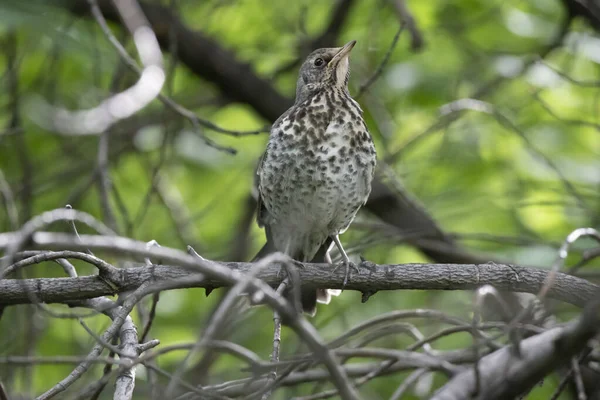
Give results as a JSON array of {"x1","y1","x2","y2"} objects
[
  {"x1": 256, "y1": 149, "x2": 269, "y2": 228},
  {"x1": 358, "y1": 128, "x2": 377, "y2": 206},
  {"x1": 361, "y1": 161, "x2": 375, "y2": 205},
  {"x1": 256, "y1": 105, "x2": 296, "y2": 228}
]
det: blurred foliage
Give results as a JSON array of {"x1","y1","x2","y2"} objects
[{"x1": 0, "y1": 0, "x2": 599, "y2": 398}]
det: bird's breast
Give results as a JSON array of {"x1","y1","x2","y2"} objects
[{"x1": 259, "y1": 94, "x2": 376, "y2": 235}]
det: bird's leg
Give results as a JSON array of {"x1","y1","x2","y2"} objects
[
  {"x1": 325, "y1": 248, "x2": 333, "y2": 264},
  {"x1": 330, "y1": 234, "x2": 359, "y2": 287}
]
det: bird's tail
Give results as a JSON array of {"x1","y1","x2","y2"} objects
[
  {"x1": 305, "y1": 237, "x2": 337, "y2": 315},
  {"x1": 253, "y1": 237, "x2": 335, "y2": 316}
]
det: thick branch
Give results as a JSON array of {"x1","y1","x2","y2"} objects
[
  {"x1": 0, "y1": 232, "x2": 596, "y2": 307},
  {"x1": 432, "y1": 294, "x2": 600, "y2": 399}
]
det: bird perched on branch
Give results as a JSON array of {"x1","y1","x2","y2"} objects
[{"x1": 254, "y1": 40, "x2": 377, "y2": 315}]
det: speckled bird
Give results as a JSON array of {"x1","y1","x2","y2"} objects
[{"x1": 255, "y1": 40, "x2": 377, "y2": 315}]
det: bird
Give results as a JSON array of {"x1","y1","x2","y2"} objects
[{"x1": 254, "y1": 40, "x2": 377, "y2": 315}]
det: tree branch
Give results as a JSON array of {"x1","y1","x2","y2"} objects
[
  {"x1": 0, "y1": 232, "x2": 596, "y2": 307},
  {"x1": 388, "y1": 0, "x2": 424, "y2": 50},
  {"x1": 431, "y1": 294, "x2": 600, "y2": 400},
  {"x1": 65, "y1": 0, "x2": 291, "y2": 121},
  {"x1": 201, "y1": 348, "x2": 481, "y2": 397},
  {"x1": 0, "y1": 230, "x2": 360, "y2": 399}
]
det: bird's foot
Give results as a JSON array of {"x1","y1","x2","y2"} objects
[
  {"x1": 332, "y1": 259, "x2": 359, "y2": 287},
  {"x1": 292, "y1": 259, "x2": 305, "y2": 269},
  {"x1": 277, "y1": 259, "x2": 305, "y2": 278}
]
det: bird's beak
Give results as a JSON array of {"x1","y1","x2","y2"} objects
[{"x1": 329, "y1": 40, "x2": 356, "y2": 68}]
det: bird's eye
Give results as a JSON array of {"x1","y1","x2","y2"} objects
[{"x1": 314, "y1": 58, "x2": 324, "y2": 67}]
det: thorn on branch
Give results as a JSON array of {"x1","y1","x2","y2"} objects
[
  {"x1": 361, "y1": 290, "x2": 377, "y2": 303},
  {"x1": 188, "y1": 245, "x2": 214, "y2": 296}
]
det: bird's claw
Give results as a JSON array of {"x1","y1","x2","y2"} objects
[
  {"x1": 277, "y1": 259, "x2": 305, "y2": 278},
  {"x1": 292, "y1": 259, "x2": 305, "y2": 269},
  {"x1": 332, "y1": 260, "x2": 359, "y2": 287}
]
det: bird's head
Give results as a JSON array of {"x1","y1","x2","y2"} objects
[{"x1": 295, "y1": 40, "x2": 356, "y2": 103}]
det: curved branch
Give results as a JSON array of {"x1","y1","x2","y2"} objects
[
  {"x1": 34, "y1": 0, "x2": 165, "y2": 135},
  {"x1": 66, "y1": 0, "x2": 291, "y2": 121}
]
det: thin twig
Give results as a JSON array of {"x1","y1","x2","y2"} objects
[
  {"x1": 37, "y1": 283, "x2": 153, "y2": 400},
  {"x1": 356, "y1": 24, "x2": 405, "y2": 98},
  {"x1": 438, "y1": 99, "x2": 592, "y2": 216},
  {"x1": 571, "y1": 357, "x2": 587, "y2": 400},
  {"x1": 31, "y1": 0, "x2": 166, "y2": 136},
  {"x1": 139, "y1": 293, "x2": 160, "y2": 343},
  {"x1": 165, "y1": 253, "x2": 292, "y2": 396},
  {"x1": 389, "y1": 0, "x2": 424, "y2": 50},
  {"x1": 0, "y1": 170, "x2": 19, "y2": 230},
  {"x1": 261, "y1": 279, "x2": 289, "y2": 400},
  {"x1": 536, "y1": 59, "x2": 600, "y2": 87},
  {"x1": 539, "y1": 228, "x2": 600, "y2": 302},
  {"x1": 89, "y1": 337, "x2": 119, "y2": 400},
  {"x1": 389, "y1": 368, "x2": 428, "y2": 400},
  {"x1": 87, "y1": 0, "x2": 267, "y2": 152}
]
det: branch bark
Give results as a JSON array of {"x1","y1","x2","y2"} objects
[
  {"x1": 431, "y1": 294, "x2": 600, "y2": 400},
  {"x1": 0, "y1": 232, "x2": 596, "y2": 307}
]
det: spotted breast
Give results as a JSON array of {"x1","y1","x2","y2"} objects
[{"x1": 259, "y1": 89, "x2": 375, "y2": 262}]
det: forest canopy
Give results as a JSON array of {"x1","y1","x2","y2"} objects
[{"x1": 1, "y1": 0, "x2": 600, "y2": 399}]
